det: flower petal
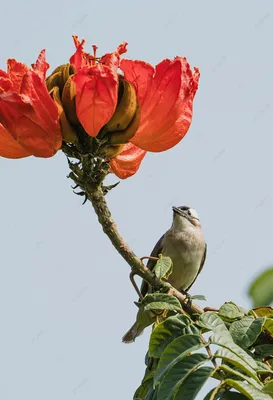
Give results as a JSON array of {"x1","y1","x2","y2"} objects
[
  {"x1": 0, "y1": 90, "x2": 61, "y2": 157},
  {"x1": 72, "y1": 65, "x2": 118, "y2": 137},
  {"x1": 31, "y1": 49, "x2": 50, "y2": 80},
  {"x1": 70, "y1": 37, "x2": 128, "y2": 137},
  {"x1": 70, "y1": 36, "x2": 89, "y2": 71},
  {"x1": 109, "y1": 142, "x2": 146, "y2": 179},
  {"x1": 0, "y1": 76, "x2": 12, "y2": 91},
  {"x1": 120, "y1": 60, "x2": 154, "y2": 107},
  {"x1": 0, "y1": 123, "x2": 31, "y2": 158},
  {"x1": 100, "y1": 41, "x2": 128, "y2": 70},
  {"x1": 70, "y1": 36, "x2": 128, "y2": 73},
  {"x1": 120, "y1": 57, "x2": 200, "y2": 152},
  {"x1": 7, "y1": 59, "x2": 28, "y2": 92},
  {"x1": 0, "y1": 70, "x2": 9, "y2": 79},
  {"x1": 0, "y1": 54, "x2": 62, "y2": 157},
  {"x1": 21, "y1": 70, "x2": 61, "y2": 131}
]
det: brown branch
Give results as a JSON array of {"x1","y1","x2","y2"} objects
[
  {"x1": 204, "y1": 307, "x2": 219, "y2": 312},
  {"x1": 87, "y1": 184, "x2": 203, "y2": 315}
]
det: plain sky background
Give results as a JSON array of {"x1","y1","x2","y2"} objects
[{"x1": 1, "y1": 1, "x2": 273, "y2": 399}]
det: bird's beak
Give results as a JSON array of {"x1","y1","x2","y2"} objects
[{"x1": 172, "y1": 206, "x2": 188, "y2": 218}]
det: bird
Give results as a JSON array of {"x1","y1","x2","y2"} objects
[{"x1": 122, "y1": 205, "x2": 207, "y2": 343}]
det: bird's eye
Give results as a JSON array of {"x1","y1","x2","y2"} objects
[{"x1": 188, "y1": 210, "x2": 192, "y2": 216}]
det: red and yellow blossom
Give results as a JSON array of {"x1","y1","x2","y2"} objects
[
  {"x1": 0, "y1": 51, "x2": 62, "y2": 157},
  {"x1": 0, "y1": 37, "x2": 200, "y2": 179},
  {"x1": 68, "y1": 37, "x2": 200, "y2": 178},
  {"x1": 69, "y1": 36, "x2": 128, "y2": 138}
]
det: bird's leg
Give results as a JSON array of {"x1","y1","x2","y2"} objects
[
  {"x1": 129, "y1": 271, "x2": 143, "y2": 300},
  {"x1": 181, "y1": 290, "x2": 193, "y2": 308}
]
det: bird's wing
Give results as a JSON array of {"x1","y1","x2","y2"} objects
[
  {"x1": 140, "y1": 234, "x2": 164, "y2": 299},
  {"x1": 185, "y1": 243, "x2": 207, "y2": 292}
]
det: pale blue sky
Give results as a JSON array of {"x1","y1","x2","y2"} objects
[{"x1": 1, "y1": 1, "x2": 273, "y2": 399}]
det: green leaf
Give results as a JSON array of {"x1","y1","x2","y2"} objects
[
  {"x1": 219, "y1": 364, "x2": 263, "y2": 390},
  {"x1": 191, "y1": 294, "x2": 207, "y2": 301},
  {"x1": 203, "y1": 314, "x2": 260, "y2": 376},
  {"x1": 225, "y1": 379, "x2": 272, "y2": 400},
  {"x1": 154, "y1": 334, "x2": 204, "y2": 385},
  {"x1": 219, "y1": 393, "x2": 249, "y2": 399},
  {"x1": 219, "y1": 302, "x2": 245, "y2": 321},
  {"x1": 134, "y1": 377, "x2": 153, "y2": 399},
  {"x1": 264, "y1": 318, "x2": 273, "y2": 337},
  {"x1": 154, "y1": 255, "x2": 173, "y2": 280},
  {"x1": 211, "y1": 329, "x2": 259, "y2": 372},
  {"x1": 255, "y1": 360, "x2": 273, "y2": 373},
  {"x1": 135, "y1": 357, "x2": 159, "y2": 399},
  {"x1": 149, "y1": 315, "x2": 191, "y2": 358},
  {"x1": 263, "y1": 380, "x2": 273, "y2": 396},
  {"x1": 174, "y1": 366, "x2": 214, "y2": 399},
  {"x1": 203, "y1": 388, "x2": 223, "y2": 400},
  {"x1": 204, "y1": 388, "x2": 248, "y2": 399},
  {"x1": 145, "y1": 385, "x2": 158, "y2": 400},
  {"x1": 182, "y1": 324, "x2": 201, "y2": 335},
  {"x1": 214, "y1": 348, "x2": 260, "y2": 383},
  {"x1": 157, "y1": 353, "x2": 209, "y2": 400},
  {"x1": 229, "y1": 316, "x2": 265, "y2": 348},
  {"x1": 136, "y1": 294, "x2": 183, "y2": 332},
  {"x1": 255, "y1": 344, "x2": 273, "y2": 358},
  {"x1": 144, "y1": 301, "x2": 181, "y2": 313},
  {"x1": 134, "y1": 369, "x2": 155, "y2": 399},
  {"x1": 248, "y1": 267, "x2": 273, "y2": 307},
  {"x1": 251, "y1": 307, "x2": 273, "y2": 318},
  {"x1": 143, "y1": 293, "x2": 182, "y2": 313},
  {"x1": 198, "y1": 311, "x2": 228, "y2": 332},
  {"x1": 136, "y1": 306, "x2": 156, "y2": 331}
]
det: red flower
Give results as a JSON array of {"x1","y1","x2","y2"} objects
[
  {"x1": 120, "y1": 58, "x2": 200, "y2": 152},
  {"x1": 0, "y1": 38, "x2": 199, "y2": 179},
  {"x1": 0, "y1": 50, "x2": 62, "y2": 158},
  {"x1": 0, "y1": 123, "x2": 31, "y2": 158},
  {"x1": 110, "y1": 58, "x2": 199, "y2": 179},
  {"x1": 70, "y1": 37, "x2": 200, "y2": 178},
  {"x1": 70, "y1": 36, "x2": 127, "y2": 137},
  {"x1": 109, "y1": 143, "x2": 146, "y2": 179}
]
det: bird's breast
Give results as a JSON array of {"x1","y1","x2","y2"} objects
[{"x1": 161, "y1": 229, "x2": 205, "y2": 291}]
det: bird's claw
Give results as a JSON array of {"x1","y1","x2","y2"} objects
[{"x1": 181, "y1": 290, "x2": 192, "y2": 308}]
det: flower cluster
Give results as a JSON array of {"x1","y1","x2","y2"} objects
[{"x1": 0, "y1": 37, "x2": 200, "y2": 178}]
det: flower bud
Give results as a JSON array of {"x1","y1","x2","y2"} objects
[
  {"x1": 102, "y1": 144, "x2": 125, "y2": 159},
  {"x1": 46, "y1": 63, "x2": 75, "y2": 93},
  {"x1": 62, "y1": 75, "x2": 79, "y2": 126},
  {"x1": 50, "y1": 86, "x2": 77, "y2": 143}
]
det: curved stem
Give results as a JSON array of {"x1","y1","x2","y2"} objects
[
  {"x1": 87, "y1": 184, "x2": 203, "y2": 315},
  {"x1": 208, "y1": 383, "x2": 226, "y2": 400},
  {"x1": 201, "y1": 335, "x2": 218, "y2": 370},
  {"x1": 130, "y1": 271, "x2": 143, "y2": 300}
]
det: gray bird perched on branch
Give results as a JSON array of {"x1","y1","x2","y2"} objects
[{"x1": 122, "y1": 206, "x2": 207, "y2": 343}]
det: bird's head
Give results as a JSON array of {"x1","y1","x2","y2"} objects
[{"x1": 172, "y1": 206, "x2": 201, "y2": 229}]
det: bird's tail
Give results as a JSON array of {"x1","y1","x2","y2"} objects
[{"x1": 122, "y1": 322, "x2": 143, "y2": 343}]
